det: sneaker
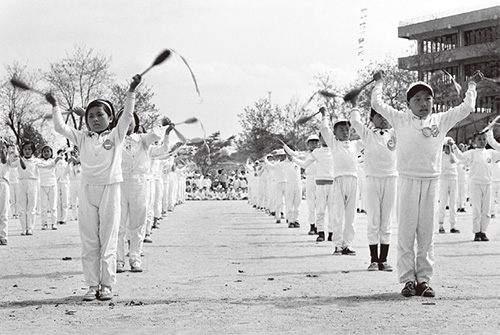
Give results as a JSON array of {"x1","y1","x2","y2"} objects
[
  {"x1": 21, "y1": 231, "x2": 26, "y2": 236},
  {"x1": 378, "y1": 262, "x2": 393, "y2": 272},
  {"x1": 99, "y1": 286, "x2": 113, "y2": 301},
  {"x1": 42, "y1": 224, "x2": 48, "y2": 230},
  {"x1": 0, "y1": 237, "x2": 7, "y2": 246},
  {"x1": 438, "y1": 227, "x2": 445, "y2": 234},
  {"x1": 327, "y1": 232, "x2": 333, "y2": 242},
  {"x1": 83, "y1": 287, "x2": 99, "y2": 301},
  {"x1": 401, "y1": 281, "x2": 416, "y2": 297},
  {"x1": 288, "y1": 222, "x2": 294, "y2": 228},
  {"x1": 307, "y1": 225, "x2": 316, "y2": 235},
  {"x1": 450, "y1": 228, "x2": 460, "y2": 233},
  {"x1": 342, "y1": 247, "x2": 356, "y2": 256},
  {"x1": 333, "y1": 247, "x2": 343, "y2": 256},
  {"x1": 130, "y1": 262, "x2": 143, "y2": 273},
  {"x1": 416, "y1": 282, "x2": 435, "y2": 297},
  {"x1": 293, "y1": 222, "x2": 300, "y2": 228},
  {"x1": 481, "y1": 232, "x2": 489, "y2": 241},
  {"x1": 26, "y1": 230, "x2": 33, "y2": 236},
  {"x1": 491, "y1": 214, "x2": 496, "y2": 218},
  {"x1": 144, "y1": 235, "x2": 153, "y2": 243},
  {"x1": 474, "y1": 233, "x2": 482, "y2": 241},
  {"x1": 59, "y1": 221, "x2": 66, "y2": 225},
  {"x1": 276, "y1": 219, "x2": 281, "y2": 224},
  {"x1": 316, "y1": 232, "x2": 325, "y2": 242},
  {"x1": 367, "y1": 262, "x2": 379, "y2": 271},
  {"x1": 51, "y1": 224, "x2": 58, "y2": 230},
  {"x1": 116, "y1": 263, "x2": 125, "y2": 273}
]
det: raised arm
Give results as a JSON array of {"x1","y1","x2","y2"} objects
[
  {"x1": 319, "y1": 107, "x2": 336, "y2": 148},
  {"x1": 115, "y1": 75, "x2": 141, "y2": 140},
  {"x1": 370, "y1": 71, "x2": 400, "y2": 123},
  {"x1": 486, "y1": 130, "x2": 500, "y2": 151}
]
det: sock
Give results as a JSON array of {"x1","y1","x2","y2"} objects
[
  {"x1": 369, "y1": 244, "x2": 378, "y2": 263},
  {"x1": 379, "y1": 244, "x2": 390, "y2": 263}
]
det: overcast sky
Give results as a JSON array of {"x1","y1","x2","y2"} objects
[{"x1": 0, "y1": 0, "x2": 496, "y2": 141}]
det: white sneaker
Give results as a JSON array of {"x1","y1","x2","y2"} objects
[
  {"x1": 99, "y1": 286, "x2": 113, "y2": 301},
  {"x1": 83, "y1": 287, "x2": 98, "y2": 301},
  {"x1": 368, "y1": 262, "x2": 379, "y2": 271}
]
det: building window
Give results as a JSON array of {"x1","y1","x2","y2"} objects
[
  {"x1": 420, "y1": 33, "x2": 457, "y2": 54},
  {"x1": 464, "y1": 27, "x2": 497, "y2": 46}
]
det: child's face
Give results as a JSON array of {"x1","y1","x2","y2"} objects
[
  {"x1": 42, "y1": 148, "x2": 52, "y2": 159},
  {"x1": 372, "y1": 113, "x2": 390, "y2": 129},
  {"x1": 23, "y1": 146, "x2": 33, "y2": 158},
  {"x1": 334, "y1": 124, "x2": 350, "y2": 141},
  {"x1": 408, "y1": 90, "x2": 433, "y2": 119},
  {"x1": 87, "y1": 106, "x2": 112, "y2": 133},
  {"x1": 475, "y1": 134, "x2": 487, "y2": 148},
  {"x1": 307, "y1": 140, "x2": 319, "y2": 151}
]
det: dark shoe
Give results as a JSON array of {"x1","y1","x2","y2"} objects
[
  {"x1": 416, "y1": 282, "x2": 435, "y2": 297},
  {"x1": 316, "y1": 232, "x2": 325, "y2": 242},
  {"x1": 378, "y1": 262, "x2": 393, "y2": 272},
  {"x1": 401, "y1": 281, "x2": 416, "y2": 297},
  {"x1": 342, "y1": 247, "x2": 356, "y2": 256},
  {"x1": 308, "y1": 225, "x2": 316, "y2": 235},
  {"x1": 474, "y1": 233, "x2": 482, "y2": 241},
  {"x1": 293, "y1": 222, "x2": 300, "y2": 228},
  {"x1": 333, "y1": 247, "x2": 343, "y2": 256},
  {"x1": 144, "y1": 235, "x2": 153, "y2": 243},
  {"x1": 481, "y1": 232, "x2": 489, "y2": 241},
  {"x1": 130, "y1": 262, "x2": 143, "y2": 273},
  {"x1": 438, "y1": 227, "x2": 445, "y2": 234},
  {"x1": 288, "y1": 222, "x2": 294, "y2": 228},
  {"x1": 450, "y1": 228, "x2": 460, "y2": 233},
  {"x1": 116, "y1": 263, "x2": 125, "y2": 273},
  {"x1": 327, "y1": 232, "x2": 333, "y2": 242},
  {"x1": 276, "y1": 219, "x2": 281, "y2": 224}
]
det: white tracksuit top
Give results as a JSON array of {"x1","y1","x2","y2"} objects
[
  {"x1": 455, "y1": 147, "x2": 500, "y2": 185},
  {"x1": 440, "y1": 152, "x2": 458, "y2": 180},
  {"x1": 350, "y1": 109, "x2": 397, "y2": 178},
  {"x1": 122, "y1": 132, "x2": 161, "y2": 177},
  {"x1": 53, "y1": 92, "x2": 135, "y2": 185},
  {"x1": 371, "y1": 80, "x2": 476, "y2": 179},
  {"x1": 38, "y1": 159, "x2": 57, "y2": 187},
  {"x1": 320, "y1": 117, "x2": 360, "y2": 179},
  {"x1": 18, "y1": 157, "x2": 40, "y2": 180}
]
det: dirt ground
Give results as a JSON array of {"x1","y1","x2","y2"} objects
[{"x1": 1, "y1": 200, "x2": 499, "y2": 334}]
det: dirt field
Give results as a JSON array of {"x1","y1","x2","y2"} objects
[{"x1": 1, "y1": 200, "x2": 499, "y2": 334}]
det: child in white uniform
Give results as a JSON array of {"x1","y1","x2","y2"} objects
[
  {"x1": 8, "y1": 147, "x2": 19, "y2": 219},
  {"x1": 321, "y1": 113, "x2": 362, "y2": 256},
  {"x1": 38, "y1": 145, "x2": 60, "y2": 231},
  {"x1": 0, "y1": 140, "x2": 11, "y2": 245},
  {"x1": 372, "y1": 70, "x2": 481, "y2": 298},
  {"x1": 17, "y1": 142, "x2": 41, "y2": 236},
  {"x1": 438, "y1": 138, "x2": 460, "y2": 234},
  {"x1": 55, "y1": 149, "x2": 70, "y2": 225},
  {"x1": 454, "y1": 130, "x2": 500, "y2": 241},
  {"x1": 351, "y1": 107, "x2": 397, "y2": 271},
  {"x1": 47, "y1": 74, "x2": 141, "y2": 302}
]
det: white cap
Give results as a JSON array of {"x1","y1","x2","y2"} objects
[
  {"x1": 333, "y1": 119, "x2": 351, "y2": 128},
  {"x1": 273, "y1": 149, "x2": 286, "y2": 155},
  {"x1": 406, "y1": 81, "x2": 434, "y2": 101},
  {"x1": 306, "y1": 134, "x2": 320, "y2": 142}
]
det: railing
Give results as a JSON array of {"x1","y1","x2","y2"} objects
[{"x1": 399, "y1": 3, "x2": 499, "y2": 26}]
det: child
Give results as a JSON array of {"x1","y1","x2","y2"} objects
[
  {"x1": 46, "y1": 74, "x2": 141, "y2": 302},
  {"x1": 453, "y1": 130, "x2": 500, "y2": 241},
  {"x1": 38, "y1": 145, "x2": 61, "y2": 231},
  {"x1": 371, "y1": 70, "x2": 482, "y2": 298},
  {"x1": 438, "y1": 137, "x2": 460, "y2": 234},
  {"x1": 68, "y1": 148, "x2": 81, "y2": 221},
  {"x1": 264, "y1": 151, "x2": 287, "y2": 223},
  {"x1": 8, "y1": 146, "x2": 19, "y2": 219},
  {"x1": 284, "y1": 134, "x2": 320, "y2": 235},
  {"x1": 0, "y1": 140, "x2": 11, "y2": 245},
  {"x1": 350, "y1": 106, "x2": 397, "y2": 271},
  {"x1": 117, "y1": 113, "x2": 172, "y2": 273},
  {"x1": 320, "y1": 110, "x2": 362, "y2": 255},
  {"x1": 17, "y1": 142, "x2": 41, "y2": 236},
  {"x1": 281, "y1": 149, "x2": 302, "y2": 228}
]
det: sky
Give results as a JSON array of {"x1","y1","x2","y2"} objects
[{"x1": 0, "y1": 0, "x2": 497, "y2": 142}]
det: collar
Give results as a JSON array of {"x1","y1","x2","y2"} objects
[{"x1": 412, "y1": 114, "x2": 430, "y2": 121}]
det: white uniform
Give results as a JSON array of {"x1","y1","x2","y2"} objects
[
  {"x1": 53, "y1": 91, "x2": 135, "y2": 289},
  {"x1": 321, "y1": 117, "x2": 361, "y2": 249},
  {"x1": 38, "y1": 158, "x2": 58, "y2": 228},
  {"x1": 264, "y1": 158, "x2": 286, "y2": 221},
  {"x1": 8, "y1": 166, "x2": 18, "y2": 217},
  {"x1": 372, "y1": 80, "x2": 476, "y2": 285},
  {"x1": 438, "y1": 151, "x2": 459, "y2": 229},
  {"x1": 489, "y1": 161, "x2": 500, "y2": 216},
  {"x1": 282, "y1": 159, "x2": 302, "y2": 223},
  {"x1": 0, "y1": 161, "x2": 9, "y2": 240},
  {"x1": 351, "y1": 109, "x2": 397, "y2": 247},
  {"x1": 17, "y1": 157, "x2": 41, "y2": 232},
  {"x1": 55, "y1": 159, "x2": 70, "y2": 223}
]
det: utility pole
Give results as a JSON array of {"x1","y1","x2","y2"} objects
[{"x1": 268, "y1": 91, "x2": 272, "y2": 106}]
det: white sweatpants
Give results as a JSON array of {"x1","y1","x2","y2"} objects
[
  {"x1": 438, "y1": 179, "x2": 457, "y2": 228},
  {"x1": 285, "y1": 180, "x2": 301, "y2": 222},
  {"x1": 274, "y1": 182, "x2": 286, "y2": 218},
  {"x1": 57, "y1": 181, "x2": 69, "y2": 222},
  {"x1": 18, "y1": 179, "x2": 38, "y2": 231},
  {"x1": 305, "y1": 178, "x2": 316, "y2": 225},
  {"x1": 78, "y1": 183, "x2": 121, "y2": 288},
  {"x1": 332, "y1": 176, "x2": 358, "y2": 248},
  {"x1": 154, "y1": 179, "x2": 163, "y2": 218},
  {"x1": 117, "y1": 176, "x2": 149, "y2": 267},
  {"x1": 0, "y1": 181, "x2": 9, "y2": 238},
  {"x1": 145, "y1": 178, "x2": 155, "y2": 236},
  {"x1": 470, "y1": 183, "x2": 491, "y2": 233},
  {"x1": 40, "y1": 185, "x2": 57, "y2": 226},
  {"x1": 366, "y1": 176, "x2": 396, "y2": 245},
  {"x1": 397, "y1": 177, "x2": 437, "y2": 284},
  {"x1": 69, "y1": 179, "x2": 80, "y2": 219},
  {"x1": 490, "y1": 181, "x2": 500, "y2": 216},
  {"x1": 315, "y1": 182, "x2": 334, "y2": 233},
  {"x1": 9, "y1": 182, "x2": 18, "y2": 216}
]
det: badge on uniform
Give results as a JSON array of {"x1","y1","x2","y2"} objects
[
  {"x1": 387, "y1": 135, "x2": 396, "y2": 151},
  {"x1": 422, "y1": 125, "x2": 439, "y2": 137},
  {"x1": 102, "y1": 139, "x2": 114, "y2": 150}
]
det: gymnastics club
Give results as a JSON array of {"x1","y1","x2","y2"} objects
[
  {"x1": 481, "y1": 115, "x2": 500, "y2": 133},
  {"x1": 10, "y1": 78, "x2": 46, "y2": 96},
  {"x1": 174, "y1": 117, "x2": 198, "y2": 125},
  {"x1": 140, "y1": 49, "x2": 172, "y2": 76},
  {"x1": 161, "y1": 117, "x2": 187, "y2": 143},
  {"x1": 297, "y1": 107, "x2": 327, "y2": 125},
  {"x1": 343, "y1": 78, "x2": 376, "y2": 103}
]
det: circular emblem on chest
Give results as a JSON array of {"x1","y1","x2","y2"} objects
[
  {"x1": 422, "y1": 127, "x2": 432, "y2": 137},
  {"x1": 387, "y1": 136, "x2": 396, "y2": 151},
  {"x1": 103, "y1": 139, "x2": 114, "y2": 150}
]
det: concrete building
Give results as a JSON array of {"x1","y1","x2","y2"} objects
[{"x1": 398, "y1": 5, "x2": 499, "y2": 144}]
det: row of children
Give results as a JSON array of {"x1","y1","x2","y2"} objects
[
  {"x1": 186, "y1": 184, "x2": 248, "y2": 201},
  {"x1": 0, "y1": 74, "x2": 186, "y2": 302},
  {"x1": 245, "y1": 70, "x2": 485, "y2": 298}
]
